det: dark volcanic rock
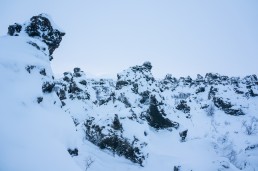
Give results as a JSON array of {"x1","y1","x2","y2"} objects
[
  {"x1": 160, "y1": 74, "x2": 178, "y2": 90},
  {"x1": 196, "y1": 87, "x2": 205, "y2": 94},
  {"x1": 176, "y1": 100, "x2": 191, "y2": 114},
  {"x1": 37, "y1": 97, "x2": 43, "y2": 104},
  {"x1": 116, "y1": 80, "x2": 129, "y2": 90},
  {"x1": 98, "y1": 135, "x2": 145, "y2": 166},
  {"x1": 112, "y1": 114, "x2": 123, "y2": 131},
  {"x1": 146, "y1": 96, "x2": 179, "y2": 129},
  {"x1": 179, "y1": 129, "x2": 188, "y2": 142},
  {"x1": 213, "y1": 97, "x2": 244, "y2": 116},
  {"x1": 184, "y1": 76, "x2": 192, "y2": 86},
  {"x1": 84, "y1": 118, "x2": 146, "y2": 166},
  {"x1": 67, "y1": 148, "x2": 78, "y2": 157},
  {"x1": 42, "y1": 81, "x2": 55, "y2": 93},
  {"x1": 205, "y1": 73, "x2": 220, "y2": 84},
  {"x1": 25, "y1": 65, "x2": 36, "y2": 73},
  {"x1": 248, "y1": 89, "x2": 258, "y2": 97},
  {"x1": 142, "y1": 61, "x2": 152, "y2": 71},
  {"x1": 8, "y1": 23, "x2": 22, "y2": 36},
  {"x1": 208, "y1": 86, "x2": 218, "y2": 100},
  {"x1": 8, "y1": 14, "x2": 65, "y2": 56},
  {"x1": 139, "y1": 91, "x2": 150, "y2": 104}
]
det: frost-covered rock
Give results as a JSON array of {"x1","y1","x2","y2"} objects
[
  {"x1": 8, "y1": 13, "x2": 65, "y2": 57},
  {"x1": 56, "y1": 60, "x2": 258, "y2": 170},
  {"x1": 55, "y1": 55, "x2": 258, "y2": 170}
]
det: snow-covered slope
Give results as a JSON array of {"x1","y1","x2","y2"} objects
[
  {"x1": 1, "y1": 14, "x2": 258, "y2": 171},
  {"x1": 0, "y1": 14, "x2": 81, "y2": 171}
]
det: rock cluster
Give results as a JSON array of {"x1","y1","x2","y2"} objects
[
  {"x1": 8, "y1": 14, "x2": 65, "y2": 57},
  {"x1": 54, "y1": 58, "x2": 258, "y2": 166}
]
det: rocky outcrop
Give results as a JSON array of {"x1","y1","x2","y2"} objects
[
  {"x1": 84, "y1": 117, "x2": 147, "y2": 166},
  {"x1": 176, "y1": 100, "x2": 191, "y2": 114},
  {"x1": 55, "y1": 61, "x2": 258, "y2": 166},
  {"x1": 8, "y1": 13, "x2": 65, "y2": 57},
  {"x1": 54, "y1": 59, "x2": 258, "y2": 167},
  {"x1": 145, "y1": 96, "x2": 179, "y2": 129},
  {"x1": 213, "y1": 97, "x2": 244, "y2": 116},
  {"x1": 55, "y1": 68, "x2": 90, "y2": 101}
]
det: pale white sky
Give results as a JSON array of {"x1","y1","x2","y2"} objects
[{"x1": 0, "y1": 0, "x2": 258, "y2": 78}]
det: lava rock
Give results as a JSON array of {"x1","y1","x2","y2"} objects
[
  {"x1": 174, "y1": 166, "x2": 181, "y2": 171},
  {"x1": 196, "y1": 74, "x2": 204, "y2": 83},
  {"x1": 234, "y1": 88, "x2": 244, "y2": 94},
  {"x1": 73, "y1": 68, "x2": 82, "y2": 77},
  {"x1": 213, "y1": 97, "x2": 232, "y2": 109},
  {"x1": 142, "y1": 61, "x2": 152, "y2": 70},
  {"x1": 68, "y1": 82, "x2": 82, "y2": 94},
  {"x1": 67, "y1": 148, "x2": 78, "y2": 157},
  {"x1": 7, "y1": 23, "x2": 22, "y2": 36},
  {"x1": 57, "y1": 89, "x2": 66, "y2": 100},
  {"x1": 79, "y1": 80, "x2": 87, "y2": 86},
  {"x1": 84, "y1": 118, "x2": 146, "y2": 166},
  {"x1": 245, "y1": 144, "x2": 258, "y2": 151},
  {"x1": 131, "y1": 83, "x2": 139, "y2": 94},
  {"x1": 184, "y1": 76, "x2": 192, "y2": 85},
  {"x1": 179, "y1": 129, "x2": 188, "y2": 142},
  {"x1": 99, "y1": 135, "x2": 145, "y2": 166},
  {"x1": 204, "y1": 73, "x2": 227, "y2": 85},
  {"x1": 146, "y1": 96, "x2": 179, "y2": 129},
  {"x1": 37, "y1": 97, "x2": 43, "y2": 104},
  {"x1": 196, "y1": 87, "x2": 205, "y2": 94},
  {"x1": 74, "y1": 67, "x2": 81, "y2": 73},
  {"x1": 139, "y1": 91, "x2": 150, "y2": 104},
  {"x1": 116, "y1": 80, "x2": 129, "y2": 90},
  {"x1": 8, "y1": 14, "x2": 65, "y2": 56},
  {"x1": 248, "y1": 89, "x2": 258, "y2": 97},
  {"x1": 213, "y1": 97, "x2": 244, "y2": 116},
  {"x1": 176, "y1": 100, "x2": 190, "y2": 114},
  {"x1": 208, "y1": 86, "x2": 218, "y2": 100},
  {"x1": 112, "y1": 114, "x2": 123, "y2": 131},
  {"x1": 25, "y1": 14, "x2": 65, "y2": 55},
  {"x1": 25, "y1": 65, "x2": 36, "y2": 73},
  {"x1": 161, "y1": 74, "x2": 178, "y2": 90},
  {"x1": 39, "y1": 68, "x2": 46, "y2": 76},
  {"x1": 42, "y1": 81, "x2": 55, "y2": 93}
]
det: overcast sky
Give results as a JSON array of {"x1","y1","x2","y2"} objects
[{"x1": 1, "y1": 0, "x2": 258, "y2": 79}]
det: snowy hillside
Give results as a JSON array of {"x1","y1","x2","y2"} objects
[
  {"x1": 0, "y1": 14, "x2": 80, "y2": 171},
  {"x1": 1, "y1": 14, "x2": 258, "y2": 171}
]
